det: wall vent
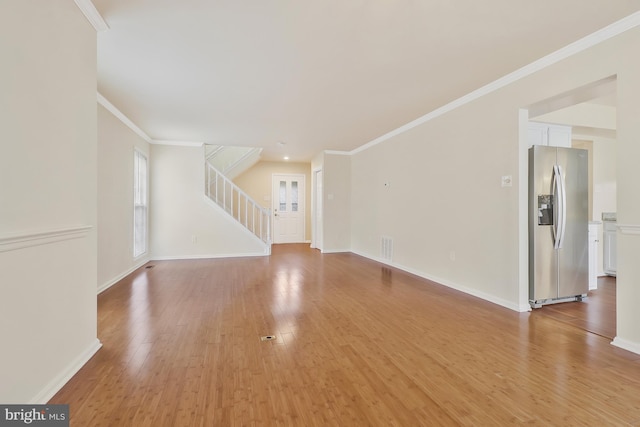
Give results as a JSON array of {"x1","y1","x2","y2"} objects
[{"x1": 381, "y1": 236, "x2": 393, "y2": 261}]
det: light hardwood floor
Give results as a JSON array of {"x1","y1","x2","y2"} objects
[
  {"x1": 534, "y1": 276, "x2": 616, "y2": 340},
  {"x1": 51, "y1": 245, "x2": 640, "y2": 426}
]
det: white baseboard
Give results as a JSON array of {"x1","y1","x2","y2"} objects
[
  {"x1": 151, "y1": 252, "x2": 268, "y2": 261},
  {"x1": 98, "y1": 258, "x2": 150, "y2": 294},
  {"x1": 351, "y1": 249, "x2": 522, "y2": 312},
  {"x1": 31, "y1": 338, "x2": 102, "y2": 404},
  {"x1": 611, "y1": 337, "x2": 640, "y2": 356},
  {"x1": 320, "y1": 248, "x2": 351, "y2": 254}
]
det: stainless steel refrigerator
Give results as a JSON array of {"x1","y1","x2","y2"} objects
[{"x1": 529, "y1": 145, "x2": 589, "y2": 308}]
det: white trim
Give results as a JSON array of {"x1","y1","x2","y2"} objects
[
  {"x1": 518, "y1": 109, "x2": 531, "y2": 311},
  {"x1": 31, "y1": 338, "x2": 102, "y2": 404},
  {"x1": 349, "y1": 11, "x2": 640, "y2": 156},
  {"x1": 98, "y1": 258, "x2": 150, "y2": 294},
  {"x1": 74, "y1": 0, "x2": 109, "y2": 32},
  {"x1": 351, "y1": 249, "x2": 525, "y2": 312},
  {"x1": 152, "y1": 252, "x2": 268, "y2": 261},
  {"x1": 324, "y1": 150, "x2": 351, "y2": 156},
  {"x1": 311, "y1": 167, "x2": 323, "y2": 251},
  {"x1": 97, "y1": 92, "x2": 152, "y2": 143},
  {"x1": 0, "y1": 225, "x2": 92, "y2": 253},
  {"x1": 321, "y1": 249, "x2": 351, "y2": 254},
  {"x1": 151, "y1": 140, "x2": 205, "y2": 147},
  {"x1": 611, "y1": 337, "x2": 640, "y2": 356},
  {"x1": 618, "y1": 224, "x2": 640, "y2": 235}
]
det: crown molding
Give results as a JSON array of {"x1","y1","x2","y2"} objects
[
  {"x1": 74, "y1": 0, "x2": 109, "y2": 32},
  {"x1": 350, "y1": 11, "x2": 640, "y2": 156},
  {"x1": 324, "y1": 150, "x2": 351, "y2": 156},
  {"x1": 97, "y1": 92, "x2": 152, "y2": 143},
  {"x1": 151, "y1": 140, "x2": 205, "y2": 147}
]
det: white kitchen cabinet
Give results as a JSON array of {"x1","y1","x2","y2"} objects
[
  {"x1": 528, "y1": 122, "x2": 572, "y2": 148},
  {"x1": 603, "y1": 221, "x2": 617, "y2": 276},
  {"x1": 588, "y1": 222, "x2": 600, "y2": 290}
]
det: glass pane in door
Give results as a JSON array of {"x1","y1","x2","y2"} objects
[
  {"x1": 291, "y1": 181, "x2": 298, "y2": 212},
  {"x1": 279, "y1": 181, "x2": 287, "y2": 211}
]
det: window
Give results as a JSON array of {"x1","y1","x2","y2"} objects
[{"x1": 133, "y1": 150, "x2": 148, "y2": 257}]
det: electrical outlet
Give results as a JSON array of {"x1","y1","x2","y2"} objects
[
  {"x1": 501, "y1": 175, "x2": 513, "y2": 187},
  {"x1": 449, "y1": 250, "x2": 456, "y2": 261}
]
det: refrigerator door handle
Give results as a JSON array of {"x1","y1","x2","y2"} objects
[
  {"x1": 553, "y1": 164, "x2": 567, "y2": 249},
  {"x1": 552, "y1": 165, "x2": 559, "y2": 248}
]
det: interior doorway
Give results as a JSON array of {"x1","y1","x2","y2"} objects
[{"x1": 519, "y1": 76, "x2": 618, "y2": 336}]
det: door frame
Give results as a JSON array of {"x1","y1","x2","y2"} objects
[{"x1": 311, "y1": 168, "x2": 323, "y2": 250}]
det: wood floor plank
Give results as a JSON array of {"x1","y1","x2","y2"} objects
[{"x1": 50, "y1": 244, "x2": 640, "y2": 426}]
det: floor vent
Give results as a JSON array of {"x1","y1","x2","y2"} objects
[
  {"x1": 145, "y1": 265, "x2": 154, "y2": 269},
  {"x1": 260, "y1": 335, "x2": 277, "y2": 341},
  {"x1": 381, "y1": 236, "x2": 393, "y2": 261}
]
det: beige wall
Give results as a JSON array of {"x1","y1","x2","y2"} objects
[
  {"x1": 0, "y1": 1, "x2": 99, "y2": 402},
  {"x1": 615, "y1": 33, "x2": 640, "y2": 349},
  {"x1": 150, "y1": 145, "x2": 267, "y2": 258},
  {"x1": 323, "y1": 153, "x2": 351, "y2": 252},
  {"x1": 234, "y1": 161, "x2": 312, "y2": 241},
  {"x1": 97, "y1": 104, "x2": 151, "y2": 291},
  {"x1": 350, "y1": 25, "x2": 640, "y2": 352}
]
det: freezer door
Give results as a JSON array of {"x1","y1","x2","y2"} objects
[
  {"x1": 529, "y1": 146, "x2": 559, "y2": 301},
  {"x1": 556, "y1": 148, "x2": 589, "y2": 297}
]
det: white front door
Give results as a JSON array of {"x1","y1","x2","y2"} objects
[{"x1": 272, "y1": 174, "x2": 305, "y2": 243}]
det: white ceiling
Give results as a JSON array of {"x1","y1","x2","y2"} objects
[{"x1": 94, "y1": 0, "x2": 640, "y2": 161}]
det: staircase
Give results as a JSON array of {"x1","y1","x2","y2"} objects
[
  {"x1": 205, "y1": 145, "x2": 262, "y2": 180},
  {"x1": 204, "y1": 147, "x2": 271, "y2": 251}
]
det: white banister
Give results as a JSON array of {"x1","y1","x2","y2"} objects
[{"x1": 205, "y1": 162, "x2": 271, "y2": 247}]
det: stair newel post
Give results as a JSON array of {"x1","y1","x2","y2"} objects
[
  {"x1": 215, "y1": 170, "x2": 219, "y2": 203},
  {"x1": 223, "y1": 176, "x2": 227, "y2": 211},
  {"x1": 252, "y1": 205, "x2": 256, "y2": 234}
]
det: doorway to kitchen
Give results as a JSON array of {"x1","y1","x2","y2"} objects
[{"x1": 520, "y1": 76, "x2": 618, "y2": 338}]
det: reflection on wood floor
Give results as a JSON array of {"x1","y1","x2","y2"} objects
[
  {"x1": 532, "y1": 276, "x2": 616, "y2": 340},
  {"x1": 51, "y1": 245, "x2": 639, "y2": 426}
]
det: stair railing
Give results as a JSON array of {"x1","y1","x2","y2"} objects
[{"x1": 205, "y1": 162, "x2": 271, "y2": 246}]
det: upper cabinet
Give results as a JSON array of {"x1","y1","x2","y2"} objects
[{"x1": 528, "y1": 122, "x2": 572, "y2": 148}]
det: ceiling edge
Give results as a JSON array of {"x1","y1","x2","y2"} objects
[
  {"x1": 349, "y1": 11, "x2": 640, "y2": 157},
  {"x1": 97, "y1": 92, "x2": 151, "y2": 143},
  {"x1": 74, "y1": 0, "x2": 109, "y2": 32}
]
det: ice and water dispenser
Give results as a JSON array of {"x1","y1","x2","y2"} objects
[{"x1": 537, "y1": 195, "x2": 553, "y2": 226}]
